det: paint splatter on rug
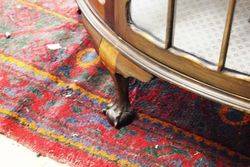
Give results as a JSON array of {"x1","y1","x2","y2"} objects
[{"x1": 0, "y1": 0, "x2": 249, "y2": 166}]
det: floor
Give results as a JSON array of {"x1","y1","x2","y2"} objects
[
  {"x1": 0, "y1": 0, "x2": 249, "y2": 166},
  {"x1": 0, "y1": 134, "x2": 68, "y2": 167}
]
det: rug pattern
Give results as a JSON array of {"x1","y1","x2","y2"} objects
[{"x1": 0, "y1": 0, "x2": 249, "y2": 166}]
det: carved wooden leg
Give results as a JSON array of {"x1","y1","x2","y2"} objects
[
  {"x1": 77, "y1": 7, "x2": 82, "y2": 14},
  {"x1": 103, "y1": 73, "x2": 135, "y2": 128},
  {"x1": 76, "y1": 7, "x2": 152, "y2": 127},
  {"x1": 98, "y1": 39, "x2": 152, "y2": 128}
]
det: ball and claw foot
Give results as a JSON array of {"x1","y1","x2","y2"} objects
[
  {"x1": 77, "y1": 8, "x2": 82, "y2": 14},
  {"x1": 102, "y1": 102, "x2": 136, "y2": 128}
]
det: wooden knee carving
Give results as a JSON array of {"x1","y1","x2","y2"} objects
[{"x1": 99, "y1": 39, "x2": 152, "y2": 82}]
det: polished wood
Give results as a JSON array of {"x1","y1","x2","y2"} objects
[
  {"x1": 218, "y1": 0, "x2": 236, "y2": 71},
  {"x1": 114, "y1": 0, "x2": 250, "y2": 98},
  {"x1": 76, "y1": 0, "x2": 250, "y2": 112},
  {"x1": 81, "y1": 13, "x2": 153, "y2": 82},
  {"x1": 99, "y1": 37, "x2": 136, "y2": 128},
  {"x1": 165, "y1": 0, "x2": 175, "y2": 48},
  {"x1": 99, "y1": 39, "x2": 152, "y2": 82},
  {"x1": 103, "y1": 73, "x2": 136, "y2": 128},
  {"x1": 116, "y1": 51, "x2": 152, "y2": 82},
  {"x1": 81, "y1": 15, "x2": 102, "y2": 48},
  {"x1": 79, "y1": 7, "x2": 152, "y2": 127},
  {"x1": 88, "y1": 0, "x2": 114, "y2": 28}
]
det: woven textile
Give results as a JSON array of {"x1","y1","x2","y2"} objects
[{"x1": 0, "y1": 0, "x2": 249, "y2": 166}]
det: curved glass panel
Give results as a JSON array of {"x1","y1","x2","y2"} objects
[
  {"x1": 129, "y1": 0, "x2": 169, "y2": 47},
  {"x1": 225, "y1": 0, "x2": 250, "y2": 75},
  {"x1": 173, "y1": 0, "x2": 229, "y2": 64}
]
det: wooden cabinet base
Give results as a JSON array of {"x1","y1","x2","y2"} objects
[
  {"x1": 80, "y1": 10, "x2": 152, "y2": 127},
  {"x1": 76, "y1": 0, "x2": 250, "y2": 120}
]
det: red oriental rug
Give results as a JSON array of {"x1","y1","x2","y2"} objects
[{"x1": 0, "y1": 0, "x2": 249, "y2": 166}]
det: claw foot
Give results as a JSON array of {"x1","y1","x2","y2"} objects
[{"x1": 102, "y1": 102, "x2": 136, "y2": 128}]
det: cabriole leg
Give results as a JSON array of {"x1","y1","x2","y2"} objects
[{"x1": 103, "y1": 73, "x2": 135, "y2": 128}]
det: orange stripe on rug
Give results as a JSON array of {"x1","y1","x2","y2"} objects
[
  {"x1": 139, "y1": 113, "x2": 247, "y2": 158},
  {"x1": 0, "y1": 53, "x2": 109, "y2": 104},
  {"x1": 0, "y1": 23, "x2": 78, "y2": 39},
  {"x1": 0, "y1": 108, "x2": 138, "y2": 167},
  {"x1": 17, "y1": 0, "x2": 82, "y2": 25}
]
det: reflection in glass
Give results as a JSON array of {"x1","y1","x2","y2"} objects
[
  {"x1": 173, "y1": 0, "x2": 228, "y2": 64},
  {"x1": 129, "y1": 0, "x2": 169, "y2": 47}
]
